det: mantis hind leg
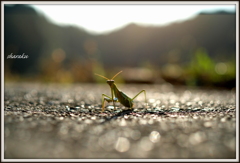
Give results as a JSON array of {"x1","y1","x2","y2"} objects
[{"x1": 131, "y1": 90, "x2": 147, "y2": 107}]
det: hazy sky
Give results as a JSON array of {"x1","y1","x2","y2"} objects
[{"x1": 30, "y1": 3, "x2": 236, "y2": 34}]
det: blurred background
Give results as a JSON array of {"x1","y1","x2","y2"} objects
[{"x1": 4, "y1": 4, "x2": 236, "y2": 89}]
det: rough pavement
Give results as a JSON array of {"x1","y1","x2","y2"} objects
[{"x1": 3, "y1": 83, "x2": 237, "y2": 159}]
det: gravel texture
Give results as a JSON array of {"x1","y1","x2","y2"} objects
[{"x1": 3, "y1": 83, "x2": 237, "y2": 159}]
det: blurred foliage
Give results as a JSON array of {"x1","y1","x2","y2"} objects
[
  {"x1": 161, "y1": 47, "x2": 236, "y2": 89},
  {"x1": 4, "y1": 5, "x2": 236, "y2": 89},
  {"x1": 186, "y1": 48, "x2": 236, "y2": 88}
]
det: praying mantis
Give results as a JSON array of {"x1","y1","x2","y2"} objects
[{"x1": 95, "y1": 71, "x2": 147, "y2": 112}]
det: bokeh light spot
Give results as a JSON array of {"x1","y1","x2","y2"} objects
[
  {"x1": 51, "y1": 48, "x2": 66, "y2": 63},
  {"x1": 215, "y1": 62, "x2": 227, "y2": 75}
]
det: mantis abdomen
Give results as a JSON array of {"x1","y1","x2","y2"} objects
[{"x1": 113, "y1": 86, "x2": 133, "y2": 108}]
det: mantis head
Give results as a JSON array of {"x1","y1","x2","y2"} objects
[{"x1": 95, "y1": 71, "x2": 123, "y2": 86}]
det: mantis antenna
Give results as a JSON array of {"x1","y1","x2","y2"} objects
[
  {"x1": 111, "y1": 71, "x2": 123, "y2": 80},
  {"x1": 95, "y1": 71, "x2": 123, "y2": 80},
  {"x1": 94, "y1": 73, "x2": 110, "y2": 80}
]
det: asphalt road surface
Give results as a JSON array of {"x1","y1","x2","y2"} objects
[{"x1": 3, "y1": 83, "x2": 237, "y2": 159}]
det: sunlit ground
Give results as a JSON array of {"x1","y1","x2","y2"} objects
[{"x1": 4, "y1": 82, "x2": 236, "y2": 159}]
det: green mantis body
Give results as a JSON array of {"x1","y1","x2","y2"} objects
[{"x1": 95, "y1": 71, "x2": 147, "y2": 112}]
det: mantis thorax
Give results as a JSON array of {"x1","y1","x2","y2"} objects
[{"x1": 107, "y1": 80, "x2": 115, "y2": 87}]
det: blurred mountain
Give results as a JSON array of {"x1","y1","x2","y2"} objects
[
  {"x1": 96, "y1": 10, "x2": 236, "y2": 68},
  {"x1": 4, "y1": 4, "x2": 236, "y2": 85},
  {"x1": 4, "y1": 4, "x2": 92, "y2": 76},
  {"x1": 5, "y1": 4, "x2": 44, "y2": 74}
]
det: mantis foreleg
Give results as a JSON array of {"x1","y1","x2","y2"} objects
[
  {"x1": 101, "y1": 94, "x2": 118, "y2": 112},
  {"x1": 111, "y1": 88, "x2": 116, "y2": 110}
]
